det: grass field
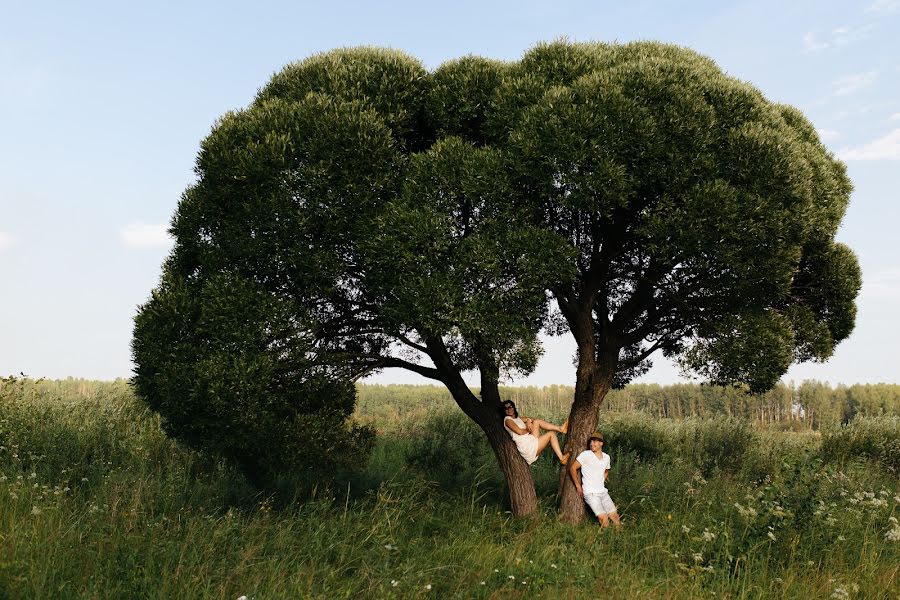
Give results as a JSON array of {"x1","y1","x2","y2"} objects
[{"x1": 0, "y1": 380, "x2": 897, "y2": 599}]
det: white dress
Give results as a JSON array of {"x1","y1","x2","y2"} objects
[{"x1": 504, "y1": 416, "x2": 539, "y2": 464}]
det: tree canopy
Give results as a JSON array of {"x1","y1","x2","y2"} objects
[{"x1": 132, "y1": 41, "x2": 860, "y2": 518}]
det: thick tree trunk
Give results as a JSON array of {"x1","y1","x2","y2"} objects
[
  {"x1": 558, "y1": 349, "x2": 616, "y2": 524},
  {"x1": 480, "y1": 414, "x2": 539, "y2": 517},
  {"x1": 430, "y1": 346, "x2": 540, "y2": 518}
]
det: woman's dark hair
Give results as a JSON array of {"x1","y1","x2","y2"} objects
[{"x1": 499, "y1": 400, "x2": 518, "y2": 419}]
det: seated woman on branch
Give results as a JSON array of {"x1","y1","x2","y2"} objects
[{"x1": 501, "y1": 400, "x2": 570, "y2": 466}]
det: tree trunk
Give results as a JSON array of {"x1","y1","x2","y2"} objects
[
  {"x1": 557, "y1": 349, "x2": 615, "y2": 524},
  {"x1": 436, "y1": 359, "x2": 540, "y2": 518},
  {"x1": 480, "y1": 414, "x2": 539, "y2": 517}
]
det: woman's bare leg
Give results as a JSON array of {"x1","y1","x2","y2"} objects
[
  {"x1": 530, "y1": 418, "x2": 565, "y2": 434},
  {"x1": 535, "y1": 432, "x2": 570, "y2": 464}
]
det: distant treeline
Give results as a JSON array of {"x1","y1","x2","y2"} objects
[
  {"x1": 356, "y1": 381, "x2": 900, "y2": 430},
  {"x1": 3, "y1": 377, "x2": 898, "y2": 431}
]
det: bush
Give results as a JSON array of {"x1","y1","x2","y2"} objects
[
  {"x1": 132, "y1": 273, "x2": 374, "y2": 489},
  {"x1": 598, "y1": 411, "x2": 668, "y2": 461},
  {"x1": 406, "y1": 410, "x2": 498, "y2": 490},
  {"x1": 821, "y1": 415, "x2": 900, "y2": 471},
  {"x1": 671, "y1": 416, "x2": 757, "y2": 475}
]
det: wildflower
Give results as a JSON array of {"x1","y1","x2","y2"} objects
[
  {"x1": 767, "y1": 531, "x2": 777, "y2": 541},
  {"x1": 28, "y1": 472, "x2": 36, "y2": 479},
  {"x1": 837, "y1": 535, "x2": 845, "y2": 541},
  {"x1": 702, "y1": 529, "x2": 716, "y2": 541},
  {"x1": 508, "y1": 575, "x2": 515, "y2": 580},
  {"x1": 383, "y1": 544, "x2": 397, "y2": 551},
  {"x1": 390, "y1": 580, "x2": 398, "y2": 587},
  {"x1": 682, "y1": 525, "x2": 691, "y2": 534},
  {"x1": 693, "y1": 553, "x2": 703, "y2": 563},
  {"x1": 831, "y1": 587, "x2": 849, "y2": 600},
  {"x1": 550, "y1": 564, "x2": 557, "y2": 569},
  {"x1": 31, "y1": 506, "x2": 41, "y2": 515},
  {"x1": 480, "y1": 581, "x2": 485, "y2": 585},
  {"x1": 0, "y1": 475, "x2": 6, "y2": 482},
  {"x1": 237, "y1": 596, "x2": 248, "y2": 600},
  {"x1": 667, "y1": 514, "x2": 672, "y2": 520},
  {"x1": 425, "y1": 584, "x2": 432, "y2": 591},
  {"x1": 885, "y1": 525, "x2": 900, "y2": 542}
]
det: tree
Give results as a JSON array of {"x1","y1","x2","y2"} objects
[
  {"x1": 495, "y1": 41, "x2": 860, "y2": 520},
  {"x1": 132, "y1": 41, "x2": 860, "y2": 519}
]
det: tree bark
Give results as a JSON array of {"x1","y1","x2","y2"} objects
[
  {"x1": 425, "y1": 336, "x2": 539, "y2": 517},
  {"x1": 557, "y1": 348, "x2": 616, "y2": 524}
]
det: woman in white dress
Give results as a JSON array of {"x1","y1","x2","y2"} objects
[{"x1": 501, "y1": 400, "x2": 570, "y2": 465}]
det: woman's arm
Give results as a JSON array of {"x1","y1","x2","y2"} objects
[{"x1": 504, "y1": 416, "x2": 528, "y2": 435}]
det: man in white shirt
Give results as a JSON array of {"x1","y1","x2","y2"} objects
[{"x1": 568, "y1": 432, "x2": 621, "y2": 528}]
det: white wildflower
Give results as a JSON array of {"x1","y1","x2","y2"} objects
[
  {"x1": 682, "y1": 525, "x2": 691, "y2": 533},
  {"x1": 693, "y1": 553, "x2": 703, "y2": 563},
  {"x1": 30, "y1": 506, "x2": 41, "y2": 515},
  {"x1": 831, "y1": 586, "x2": 849, "y2": 600},
  {"x1": 390, "y1": 580, "x2": 398, "y2": 587},
  {"x1": 885, "y1": 525, "x2": 900, "y2": 542},
  {"x1": 702, "y1": 529, "x2": 716, "y2": 541},
  {"x1": 425, "y1": 584, "x2": 432, "y2": 591},
  {"x1": 768, "y1": 531, "x2": 777, "y2": 541}
]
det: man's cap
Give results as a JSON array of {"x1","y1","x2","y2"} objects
[{"x1": 588, "y1": 432, "x2": 604, "y2": 442}]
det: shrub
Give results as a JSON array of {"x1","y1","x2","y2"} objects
[
  {"x1": 132, "y1": 273, "x2": 374, "y2": 489},
  {"x1": 671, "y1": 416, "x2": 757, "y2": 475},
  {"x1": 406, "y1": 410, "x2": 497, "y2": 490},
  {"x1": 821, "y1": 415, "x2": 900, "y2": 471},
  {"x1": 597, "y1": 411, "x2": 668, "y2": 461}
]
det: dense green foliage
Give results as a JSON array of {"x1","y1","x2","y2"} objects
[
  {"x1": 132, "y1": 273, "x2": 373, "y2": 485},
  {"x1": 131, "y1": 40, "x2": 861, "y2": 518},
  {"x1": 1, "y1": 380, "x2": 897, "y2": 598}
]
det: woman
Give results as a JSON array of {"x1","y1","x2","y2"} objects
[{"x1": 501, "y1": 400, "x2": 570, "y2": 466}]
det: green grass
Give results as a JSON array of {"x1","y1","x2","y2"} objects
[{"x1": 0, "y1": 381, "x2": 898, "y2": 599}]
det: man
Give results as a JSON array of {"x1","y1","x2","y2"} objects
[{"x1": 568, "y1": 432, "x2": 621, "y2": 528}]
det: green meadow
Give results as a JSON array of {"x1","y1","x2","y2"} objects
[{"x1": 1, "y1": 379, "x2": 897, "y2": 599}]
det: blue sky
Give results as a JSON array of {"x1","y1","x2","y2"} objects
[{"x1": 1, "y1": 0, "x2": 898, "y2": 386}]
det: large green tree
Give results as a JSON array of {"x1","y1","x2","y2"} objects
[{"x1": 133, "y1": 41, "x2": 860, "y2": 520}]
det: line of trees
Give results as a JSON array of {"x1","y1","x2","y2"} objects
[{"x1": 356, "y1": 381, "x2": 900, "y2": 430}]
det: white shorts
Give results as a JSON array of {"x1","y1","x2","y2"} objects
[{"x1": 584, "y1": 491, "x2": 617, "y2": 517}]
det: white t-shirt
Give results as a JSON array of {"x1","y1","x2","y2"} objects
[{"x1": 575, "y1": 450, "x2": 610, "y2": 494}]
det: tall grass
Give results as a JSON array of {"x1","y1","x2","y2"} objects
[{"x1": 0, "y1": 381, "x2": 897, "y2": 598}]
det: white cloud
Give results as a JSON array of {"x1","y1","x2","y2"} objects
[
  {"x1": 838, "y1": 128, "x2": 900, "y2": 160},
  {"x1": 889, "y1": 112, "x2": 900, "y2": 121},
  {"x1": 0, "y1": 231, "x2": 15, "y2": 250},
  {"x1": 865, "y1": 0, "x2": 900, "y2": 13},
  {"x1": 831, "y1": 70, "x2": 878, "y2": 96},
  {"x1": 802, "y1": 32, "x2": 829, "y2": 54},
  {"x1": 119, "y1": 223, "x2": 173, "y2": 249},
  {"x1": 817, "y1": 128, "x2": 840, "y2": 141},
  {"x1": 803, "y1": 24, "x2": 875, "y2": 54}
]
